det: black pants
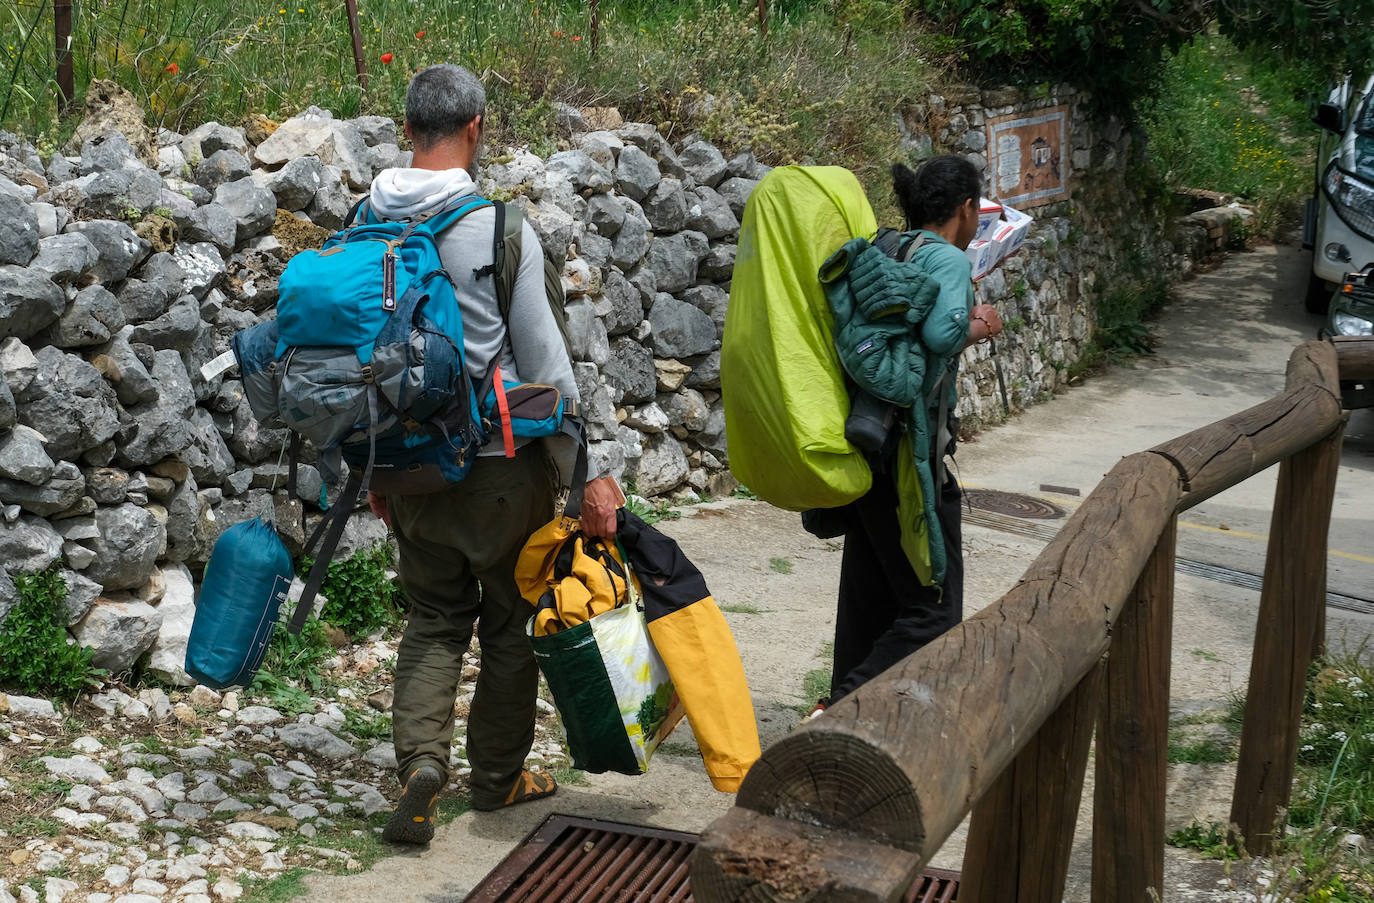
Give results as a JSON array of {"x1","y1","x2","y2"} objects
[{"x1": 829, "y1": 466, "x2": 964, "y2": 702}]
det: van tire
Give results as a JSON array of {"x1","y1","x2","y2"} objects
[{"x1": 1305, "y1": 270, "x2": 1333, "y2": 314}]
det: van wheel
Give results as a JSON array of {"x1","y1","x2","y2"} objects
[{"x1": 1306, "y1": 270, "x2": 1333, "y2": 314}]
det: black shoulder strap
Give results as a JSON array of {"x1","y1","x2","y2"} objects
[
  {"x1": 473, "y1": 199, "x2": 507, "y2": 284},
  {"x1": 873, "y1": 226, "x2": 902, "y2": 258},
  {"x1": 344, "y1": 198, "x2": 369, "y2": 229}
]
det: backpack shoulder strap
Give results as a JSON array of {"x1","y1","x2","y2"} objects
[
  {"x1": 898, "y1": 231, "x2": 929, "y2": 262},
  {"x1": 344, "y1": 198, "x2": 370, "y2": 228},
  {"x1": 494, "y1": 201, "x2": 523, "y2": 321}
]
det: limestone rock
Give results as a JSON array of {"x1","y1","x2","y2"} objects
[
  {"x1": 64, "y1": 219, "x2": 149, "y2": 284},
  {"x1": 686, "y1": 186, "x2": 740, "y2": 239},
  {"x1": 626, "y1": 433, "x2": 689, "y2": 496},
  {"x1": 30, "y1": 233, "x2": 99, "y2": 285},
  {"x1": 603, "y1": 337, "x2": 656, "y2": 405},
  {"x1": 83, "y1": 503, "x2": 167, "y2": 592},
  {"x1": 254, "y1": 110, "x2": 372, "y2": 191},
  {"x1": 277, "y1": 723, "x2": 356, "y2": 760},
  {"x1": 0, "y1": 265, "x2": 65, "y2": 341},
  {"x1": 715, "y1": 177, "x2": 757, "y2": 220},
  {"x1": 643, "y1": 179, "x2": 688, "y2": 233},
  {"x1": 645, "y1": 233, "x2": 699, "y2": 294},
  {"x1": 0, "y1": 191, "x2": 39, "y2": 266},
  {"x1": 0, "y1": 460, "x2": 84, "y2": 516},
  {"x1": 16, "y1": 346, "x2": 122, "y2": 461},
  {"x1": 0, "y1": 516, "x2": 60, "y2": 575},
  {"x1": 679, "y1": 139, "x2": 728, "y2": 188},
  {"x1": 586, "y1": 193, "x2": 625, "y2": 237},
  {"x1": 181, "y1": 122, "x2": 248, "y2": 162},
  {"x1": 213, "y1": 178, "x2": 276, "y2": 245},
  {"x1": 195, "y1": 149, "x2": 251, "y2": 192},
  {"x1": 648, "y1": 293, "x2": 717, "y2": 358},
  {"x1": 116, "y1": 350, "x2": 197, "y2": 467},
  {"x1": 47, "y1": 284, "x2": 126, "y2": 349},
  {"x1": 77, "y1": 129, "x2": 144, "y2": 175},
  {"x1": 143, "y1": 564, "x2": 196, "y2": 686},
  {"x1": 262, "y1": 155, "x2": 323, "y2": 211},
  {"x1": 610, "y1": 209, "x2": 650, "y2": 270},
  {"x1": 546, "y1": 150, "x2": 613, "y2": 194},
  {"x1": 0, "y1": 424, "x2": 53, "y2": 485}
]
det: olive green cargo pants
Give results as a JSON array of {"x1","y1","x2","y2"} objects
[{"x1": 386, "y1": 445, "x2": 553, "y2": 807}]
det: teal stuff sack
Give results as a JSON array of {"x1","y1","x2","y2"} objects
[{"x1": 185, "y1": 518, "x2": 293, "y2": 689}]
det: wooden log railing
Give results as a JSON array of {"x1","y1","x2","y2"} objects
[{"x1": 692, "y1": 336, "x2": 1369, "y2": 903}]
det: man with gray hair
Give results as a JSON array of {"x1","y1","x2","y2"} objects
[{"x1": 364, "y1": 63, "x2": 621, "y2": 843}]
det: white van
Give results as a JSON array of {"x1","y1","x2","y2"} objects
[{"x1": 1305, "y1": 73, "x2": 1374, "y2": 317}]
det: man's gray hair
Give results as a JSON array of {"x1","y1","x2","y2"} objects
[{"x1": 406, "y1": 64, "x2": 486, "y2": 148}]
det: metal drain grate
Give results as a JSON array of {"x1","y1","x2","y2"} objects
[
  {"x1": 964, "y1": 489, "x2": 1065, "y2": 520},
  {"x1": 466, "y1": 814, "x2": 961, "y2": 902}
]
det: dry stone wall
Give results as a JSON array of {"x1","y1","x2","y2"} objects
[
  {"x1": 902, "y1": 84, "x2": 1189, "y2": 428},
  {"x1": 0, "y1": 84, "x2": 1191, "y2": 678}
]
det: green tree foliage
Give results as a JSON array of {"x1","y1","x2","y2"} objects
[
  {"x1": 914, "y1": 0, "x2": 1373, "y2": 105},
  {"x1": 0, "y1": 568, "x2": 100, "y2": 697}
]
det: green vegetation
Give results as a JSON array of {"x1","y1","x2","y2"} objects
[
  {"x1": 1166, "y1": 734, "x2": 1234, "y2": 765},
  {"x1": 0, "y1": 566, "x2": 102, "y2": 696},
  {"x1": 1166, "y1": 656, "x2": 1374, "y2": 901},
  {"x1": 300, "y1": 542, "x2": 404, "y2": 641},
  {"x1": 1141, "y1": 33, "x2": 1313, "y2": 235},
  {"x1": 1290, "y1": 658, "x2": 1374, "y2": 837},
  {"x1": 768, "y1": 556, "x2": 793, "y2": 574},
  {"x1": 2, "y1": 0, "x2": 937, "y2": 201},
  {"x1": 1168, "y1": 819, "x2": 1239, "y2": 859},
  {"x1": 719, "y1": 602, "x2": 765, "y2": 614},
  {"x1": 624, "y1": 489, "x2": 682, "y2": 526}
]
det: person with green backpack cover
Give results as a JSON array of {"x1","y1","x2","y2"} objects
[
  {"x1": 722, "y1": 157, "x2": 1002, "y2": 717},
  {"x1": 813, "y1": 157, "x2": 1003, "y2": 712}
]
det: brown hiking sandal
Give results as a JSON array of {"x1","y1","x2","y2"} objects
[
  {"x1": 471, "y1": 768, "x2": 558, "y2": 811},
  {"x1": 382, "y1": 764, "x2": 443, "y2": 844}
]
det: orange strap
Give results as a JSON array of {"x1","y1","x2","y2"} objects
[{"x1": 493, "y1": 364, "x2": 516, "y2": 459}]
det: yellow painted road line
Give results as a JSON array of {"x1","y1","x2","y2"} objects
[{"x1": 960, "y1": 482, "x2": 1374, "y2": 564}]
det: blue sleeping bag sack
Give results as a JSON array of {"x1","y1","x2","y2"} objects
[{"x1": 185, "y1": 518, "x2": 294, "y2": 689}]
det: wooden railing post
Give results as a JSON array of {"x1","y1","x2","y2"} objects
[
  {"x1": 344, "y1": 0, "x2": 368, "y2": 90},
  {"x1": 55, "y1": 0, "x2": 75, "y2": 114},
  {"x1": 1230, "y1": 424, "x2": 1345, "y2": 856},
  {"x1": 962, "y1": 661, "x2": 1105, "y2": 903},
  {"x1": 1093, "y1": 518, "x2": 1176, "y2": 903}
]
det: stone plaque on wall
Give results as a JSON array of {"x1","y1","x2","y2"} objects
[{"x1": 987, "y1": 105, "x2": 1070, "y2": 207}]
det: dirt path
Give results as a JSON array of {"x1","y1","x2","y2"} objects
[{"x1": 298, "y1": 242, "x2": 1374, "y2": 902}]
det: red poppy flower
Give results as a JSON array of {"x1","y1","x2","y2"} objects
[
  {"x1": 553, "y1": 30, "x2": 563, "y2": 37},
  {"x1": 380, "y1": 53, "x2": 394, "y2": 64},
  {"x1": 165, "y1": 62, "x2": 179, "y2": 74},
  {"x1": 571, "y1": 35, "x2": 581, "y2": 41},
  {"x1": 415, "y1": 30, "x2": 425, "y2": 38}
]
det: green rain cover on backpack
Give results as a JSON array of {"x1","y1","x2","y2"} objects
[{"x1": 722, "y1": 166, "x2": 878, "y2": 510}]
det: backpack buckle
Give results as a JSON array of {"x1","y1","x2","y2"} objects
[{"x1": 360, "y1": 364, "x2": 375, "y2": 384}]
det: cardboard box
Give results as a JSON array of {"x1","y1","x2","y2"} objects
[
  {"x1": 965, "y1": 239, "x2": 999, "y2": 281},
  {"x1": 999, "y1": 204, "x2": 1033, "y2": 257},
  {"x1": 974, "y1": 198, "x2": 1004, "y2": 243},
  {"x1": 990, "y1": 222, "x2": 1019, "y2": 265}
]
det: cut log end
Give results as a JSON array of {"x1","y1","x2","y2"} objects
[
  {"x1": 691, "y1": 808, "x2": 922, "y2": 903},
  {"x1": 736, "y1": 727, "x2": 925, "y2": 853}
]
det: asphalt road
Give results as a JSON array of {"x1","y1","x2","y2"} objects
[{"x1": 958, "y1": 241, "x2": 1374, "y2": 629}]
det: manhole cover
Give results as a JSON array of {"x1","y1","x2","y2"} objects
[{"x1": 965, "y1": 489, "x2": 1065, "y2": 519}]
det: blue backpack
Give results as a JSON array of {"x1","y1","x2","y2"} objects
[{"x1": 232, "y1": 195, "x2": 582, "y2": 632}]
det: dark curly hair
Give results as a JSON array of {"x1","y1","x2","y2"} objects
[{"x1": 892, "y1": 157, "x2": 981, "y2": 231}]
